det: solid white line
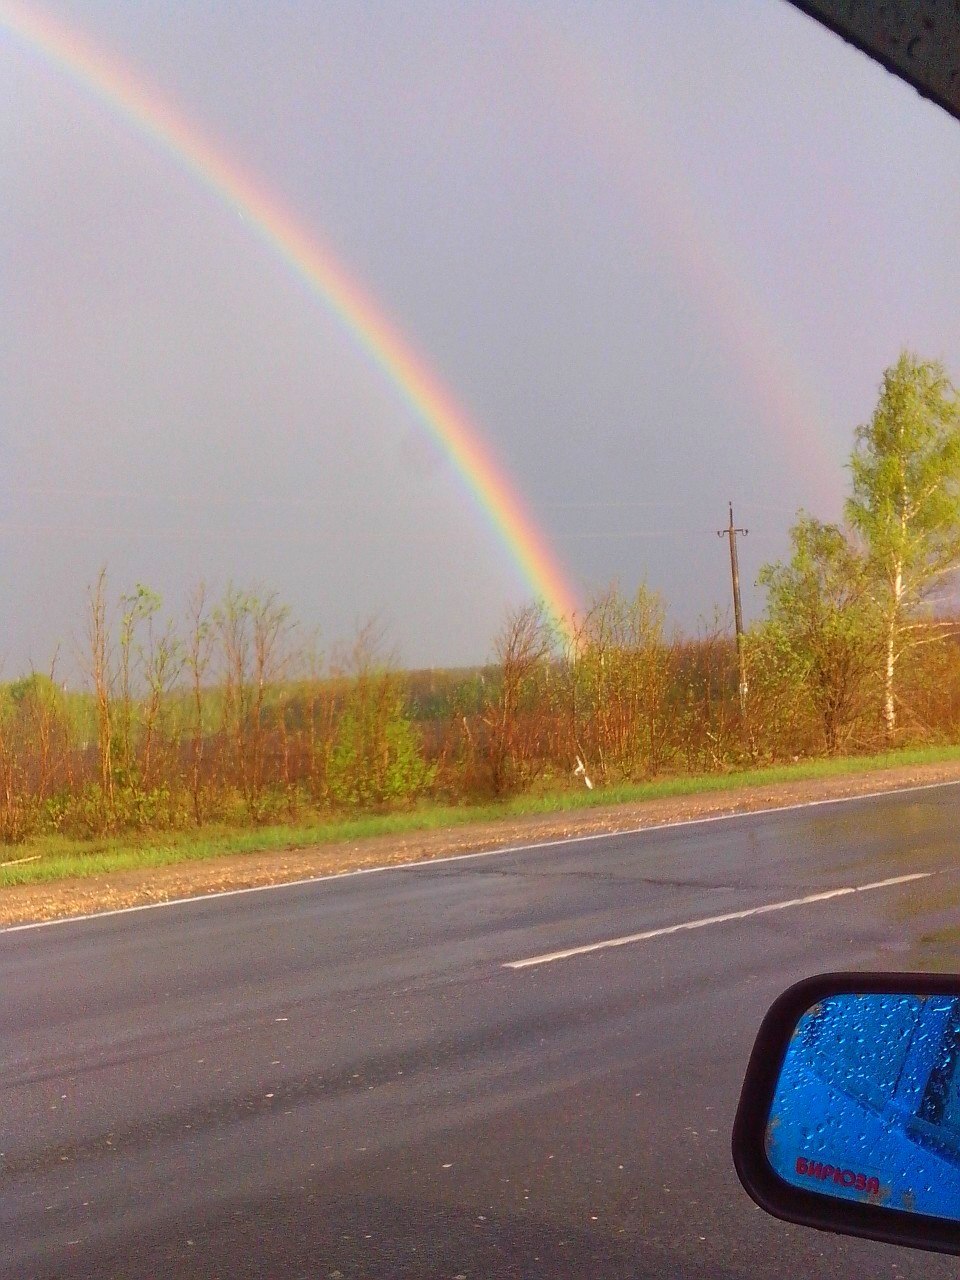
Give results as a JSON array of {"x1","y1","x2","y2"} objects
[
  {"x1": 0, "y1": 778, "x2": 956, "y2": 937},
  {"x1": 503, "y1": 872, "x2": 933, "y2": 969}
]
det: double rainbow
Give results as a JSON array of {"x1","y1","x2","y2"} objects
[{"x1": 1, "y1": 2, "x2": 580, "y2": 638}]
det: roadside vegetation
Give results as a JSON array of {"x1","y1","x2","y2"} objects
[
  {"x1": 2, "y1": 743, "x2": 960, "y2": 890},
  {"x1": 2, "y1": 351, "x2": 960, "y2": 877}
]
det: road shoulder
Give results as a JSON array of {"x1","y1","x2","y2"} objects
[{"x1": 3, "y1": 759, "x2": 960, "y2": 927}]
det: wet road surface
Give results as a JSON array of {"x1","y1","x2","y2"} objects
[{"x1": 3, "y1": 782, "x2": 960, "y2": 1278}]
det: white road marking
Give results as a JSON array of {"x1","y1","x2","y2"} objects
[
  {"x1": 0, "y1": 779, "x2": 956, "y2": 937},
  {"x1": 503, "y1": 871, "x2": 933, "y2": 969}
]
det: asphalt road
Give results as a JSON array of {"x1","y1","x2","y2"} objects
[{"x1": 3, "y1": 783, "x2": 960, "y2": 1279}]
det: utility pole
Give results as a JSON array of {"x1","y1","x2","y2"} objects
[{"x1": 718, "y1": 502, "x2": 748, "y2": 716}]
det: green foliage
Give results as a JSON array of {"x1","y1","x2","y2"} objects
[
  {"x1": 741, "y1": 622, "x2": 814, "y2": 761},
  {"x1": 669, "y1": 621, "x2": 740, "y2": 771},
  {"x1": 327, "y1": 673, "x2": 435, "y2": 808},
  {"x1": 403, "y1": 667, "x2": 491, "y2": 720},
  {"x1": 7, "y1": 672, "x2": 61, "y2": 709},
  {"x1": 40, "y1": 774, "x2": 186, "y2": 838},
  {"x1": 757, "y1": 515, "x2": 881, "y2": 752},
  {"x1": 846, "y1": 352, "x2": 960, "y2": 736},
  {"x1": 568, "y1": 584, "x2": 673, "y2": 781},
  {"x1": 847, "y1": 353, "x2": 960, "y2": 599}
]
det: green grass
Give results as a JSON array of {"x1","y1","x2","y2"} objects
[{"x1": 3, "y1": 742, "x2": 960, "y2": 891}]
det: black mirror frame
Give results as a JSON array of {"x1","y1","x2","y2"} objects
[{"x1": 732, "y1": 972, "x2": 960, "y2": 1258}]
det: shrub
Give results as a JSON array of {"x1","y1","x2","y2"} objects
[{"x1": 327, "y1": 672, "x2": 434, "y2": 808}]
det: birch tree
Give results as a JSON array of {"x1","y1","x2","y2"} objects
[{"x1": 846, "y1": 353, "x2": 960, "y2": 739}]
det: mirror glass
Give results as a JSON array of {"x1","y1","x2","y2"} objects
[{"x1": 765, "y1": 993, "x2": 960, "y2": 1223}]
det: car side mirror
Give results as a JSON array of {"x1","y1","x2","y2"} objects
[{"x1": 732, "y1": 973, "x2": 960, "y2": 1257}]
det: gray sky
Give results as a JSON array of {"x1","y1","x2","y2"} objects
[{"x1": 4, "y1": 1, "x2": 960, "y2": 672}]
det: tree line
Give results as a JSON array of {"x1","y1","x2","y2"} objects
[{"x1": 0, "y1": 351, "x2": 958, "y2": 842}]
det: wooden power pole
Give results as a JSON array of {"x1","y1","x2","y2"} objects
[{"x1": 718, "y1": 502, "x2": 748, "y2": 715}]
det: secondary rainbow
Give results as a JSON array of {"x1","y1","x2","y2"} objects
[
  {"x1": 526, "y1": 17, "x2": 846, "y2": 513},
  {"x1": 0, "y1": 1, "x2": 580, "y2": 637}
]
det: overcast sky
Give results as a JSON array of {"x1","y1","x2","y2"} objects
[{"x1": 4, "y1": 1, "x2": 960, "y2": 673}]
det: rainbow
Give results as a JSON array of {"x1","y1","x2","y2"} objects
[{"x1": 0, "y1": 1, "x2": 580, "y2": 638}]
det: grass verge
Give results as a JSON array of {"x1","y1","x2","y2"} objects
[{"x1": 3, "y1": 742, "x2": 960, "y2": 891}]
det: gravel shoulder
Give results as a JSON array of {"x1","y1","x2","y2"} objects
[{"x1": 3, "y1": 760, "x2": 960, "y2": 928}]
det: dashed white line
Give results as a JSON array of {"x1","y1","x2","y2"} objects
[{"x1": 503, "y1": 871, "x2": 933, "y2": 969}]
